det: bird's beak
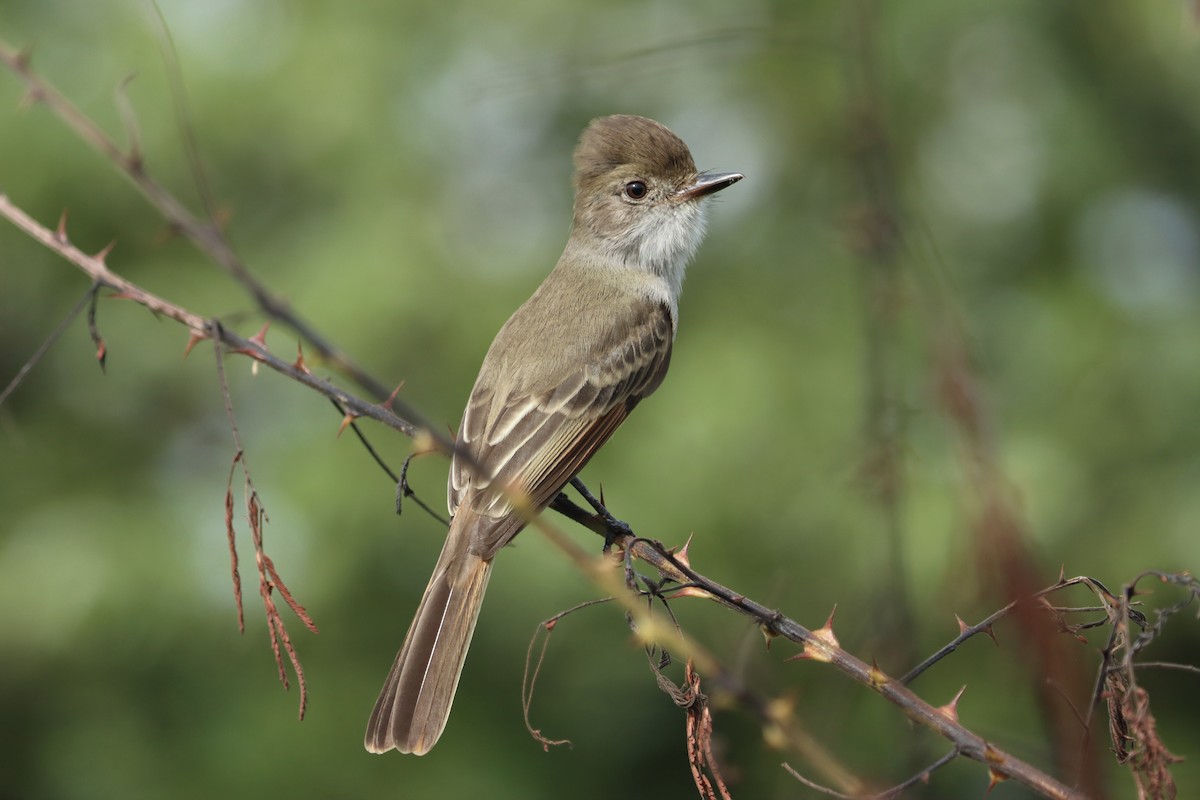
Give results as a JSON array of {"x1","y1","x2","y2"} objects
[{"x1": 677, "y1": 171, "x2": 744, "y2": 201}]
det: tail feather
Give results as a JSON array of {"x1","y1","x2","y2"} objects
[{"x1": 365, "y1": 516, "x2": 494, "y2": 755}]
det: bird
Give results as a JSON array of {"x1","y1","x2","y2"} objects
[{"x1": 365, "y1": 114, "x2": 742, "y2": 755}]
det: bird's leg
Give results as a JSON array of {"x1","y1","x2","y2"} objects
[
  {"x1": 392, "y1": 452, "x2": 450, "y2": 526},
  {"x1": 395, "y1": 452, "x2": 418, "y2": 515},
  {"x1": 569, "y1": 477, "x2": 634, "y2": 552}
]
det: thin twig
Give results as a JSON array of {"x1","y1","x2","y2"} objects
[
  {"x1": 0, "y1": 281, "x2": 98, "y2": 406},
  {"x1": 901, "y1": 576, "x2": 1094, "y2": 686},
  {"x1": 784, "y1": 747, "x2": 959, "y2": 800},
  {"x1": 394, "y1": 449, "x2": 450, "y2": 526},
  {"x1": 521, "y1": 597, "x2": 614, "y2": 750},
  {"x1": 1134, "y1": 662, "x2": 1200, "y2": 676},
  {"x1": 144, "y1": 0, "x2": 217, "y2": 221}
]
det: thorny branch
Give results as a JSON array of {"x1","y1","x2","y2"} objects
[
  {"x1": 0, "y1": 192, "x2": 435, "y2": 719},
  {"x1": 0, "y1": 39, "x2": 407, "y2": 407},
  {"x1": 0, "y1": 193, "x2": 436, "y2": 448},
  {"x1": 552, "y1": 492, "x2": 1196, "y2": 799},
  {"x1": 529, "y1": 498, "x2": 1107, "y2": 799}
]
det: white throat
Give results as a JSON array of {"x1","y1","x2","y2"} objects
[{"x1": 600, "y1": 200, "x2": 711, "y2": 323}]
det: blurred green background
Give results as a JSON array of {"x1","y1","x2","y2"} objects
[{"x1": 1, "y1": 1, "x2": 1198, "y2": 798}]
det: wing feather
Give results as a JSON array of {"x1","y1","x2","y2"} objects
[{"x1": 448, "y1": 299, "x2": 673, "y2": 559}]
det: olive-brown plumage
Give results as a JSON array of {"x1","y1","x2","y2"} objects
[{"x1": 365, "y1": 115, "x2": 741, "y2": 755}]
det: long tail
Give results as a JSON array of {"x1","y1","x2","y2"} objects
[{"x1": 364, "y1": 513, "x2": 494, "y2": 755}]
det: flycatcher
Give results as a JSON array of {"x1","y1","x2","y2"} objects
[{"x1": 365, "y1": 114, "x2": 742, "y2": 755}]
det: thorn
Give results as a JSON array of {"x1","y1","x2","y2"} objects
[
  {"x1": 937, "y1": 685, "x2": 967, "y2": 723},
  {"x1": 94, "y1": 338, "x2": 107, "y2": 370},
  {"x1": 293, "y1": 342, "x2": 310, "y2": 374},
  {"x1": 761, "y1": 624, "x2": 777, "y2": 650},
  {"x1": 247, "y1": 323, "x2": 270, "y2": 376},
  {"x1": 868, "y1": 659, "x2": 888, "y2": 690},
  {"x1": 183, "y1": 330, "x2": 208, "y2": 359},
  {"x1": 785, "y1": 607, "x2": 840, "y2": 663},
  {"x1": 383, "y1": 380, "x2": 406, "y2": 409},
  {"x1": 666, "y1": 585, "x2": 712, "y2": 601},
  {"x1": 598, "y1": 484, "x2": 606, "y2": 507},
  {"x1": 94, "y1": 241, "x2": 116, "y2": 264},
  {"x1": 337, "y1": 412, "x2": 359, "y2": 438},
  {"x1": 982, "y1": 624, "x2": 999, "y2": 646},
  {"x1": 986, "y1": 767, "x2": 1008, "y2": 794},
  {"x1": 55, "y1": 209, "x2": 69, "y2": 243},
  {"x1": 672, "y1": 533, "x2": 695, "y2": 569},
  {"x1": 249, "y1": 322, "x2": 270, "y2": 350},
  {"x1": 1057, "y1": 564, "x2": 1066, "y2": 584},
  {"x1": 955, "y1": 613, "x2": 970, "y2": 636},
  {"x1": 813, "y1": 605, "x2": 840, "y2": 648},
  {"x1": 821, "y1": 604, "x2": 838, "y2": 636}
]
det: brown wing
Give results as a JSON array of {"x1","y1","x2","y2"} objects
[{"x1": 448, "y1": 301, "x2": 673, "y2": 560}]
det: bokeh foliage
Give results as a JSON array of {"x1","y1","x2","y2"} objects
[{"x1": 1, "y1": 1, "x2": 1198, "y2": 798}]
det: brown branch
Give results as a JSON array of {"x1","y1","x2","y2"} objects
[
  {"x1": 900, "y1": 574, "x2": 1122, "y2": 687},
  {"x1": 0, "y1": 188, "x2": 582, "y2": 537},
  {"x1": 527, "y1": 507, "x2": 1088, "y2": 799},
  {"x1": 0, "y1": 38, "x2": 402, "y2": 406},
  {"x1": 0, "y1": 192, "x2": 442, "y2": 450},
  {"x1": 0, "y1": 36, "x2": 608, "y2": 538},
  {"x1": 0, "y1": 190, "x2": 455, "y2": 721},
  {"x1": 548, "y1": 481, "x2": 1105, "y2": 798}
]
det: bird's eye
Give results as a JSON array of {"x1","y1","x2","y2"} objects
[{"x1": 623, "y1": 180, "x2": 648, "y2": 200}]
